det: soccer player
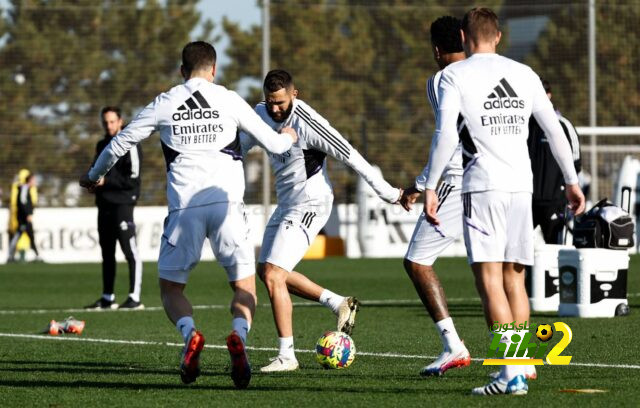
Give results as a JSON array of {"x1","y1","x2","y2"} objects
[
  {"x1": 241, "y1": 69, "x2": 402, "y2": 373},
  {"x1": 80, "y1": 41, "x2": 298, "y2": 388},
  {"x1": 84, "y1": 106, "x2": 144, "y2": 310},
  {"x1": 528, "y1": 79, "x2": 582, "y2": 244},
  {"x1": 399, "y1": 16, "x2": 471, "y2": 377},
  {"x1": 7, "y1": 173, "x2": 41, "y2": 262},
  {"x1": 421, "y1": 8, "x2": 584, "y2": 395}
]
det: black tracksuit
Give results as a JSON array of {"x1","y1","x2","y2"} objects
[
  {"x1": 8, "y1": 184, "x2": 39, "y2": 258},
  {"x1": 95, "y1": 135, "x2": 143, "y2": 298},
  {"x1": 528, "y1": 114, "x2": 581, "y2": 244}
]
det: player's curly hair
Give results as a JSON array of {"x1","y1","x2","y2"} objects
[{"x1": 430, "y1": 16, "x2": 463, "y2": 54}]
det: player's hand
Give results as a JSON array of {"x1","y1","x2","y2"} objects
[
  {"x1": 281, "y1": 127, "x2": 298, "y2": 144},
  {"x1": 79, "y1": 173, "x2": 103, "y2": 193},
  {"x1": 400, "y1": 186, "x2": 421, "y2": 211},
  {"x1": 26, "y1": 215, "x2": 33, "y2": 223},
  {"x1": 424, "y1": 188, "x2": 440, "y2": 225},
  {"x1": 565, "y1": 183, "x2": 585, "y2": 215}
]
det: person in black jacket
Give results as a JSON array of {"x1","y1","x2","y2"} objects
[
  {"x1": 7, "y1": 173, "x2": 41, "y2": 262},
  {"x1": 528, "y1": 80, "x2": 582, "y2": 244},
  {"x1": 85, "y1": 106, "x2": 144, "y2": 310}
]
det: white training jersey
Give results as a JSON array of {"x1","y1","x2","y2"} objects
[
  {"x1": 88, "y1": 77, "x2": 293, "y2": 211},
  {"x1": 424, "y1": 53, "x2": 578, "y2": 193},
  {"x1": 415, "y1": 70, "x2": 463, "y2": 192},
  {"x1": 241, "y1": 99, "x2": 399, "y2": 207}
]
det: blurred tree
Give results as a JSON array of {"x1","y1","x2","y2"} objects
[
  {"x1": 525, "y1": 0, "x2": 640, "y2": 127},
  {"x1": 0, "y1": 0, "x2": 212, "y2": 206},
  {"x1": 221, "y1": 0, "x2": 504, "y2": 202}
]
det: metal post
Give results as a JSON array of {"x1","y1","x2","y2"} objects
[
  {"x1": 588, "y1": 0, "x2": 598, "y2": 202},
  {"x1": 261, "y1": 0, "x2": 271, "y2": 225}
]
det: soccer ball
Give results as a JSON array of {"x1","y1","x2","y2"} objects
[
  {"x1": 536, "y1": 324, "x2": 553, "y2": 342},
  {"x1": 315, "y1": 331, "x2": 356, "y2": 369}
]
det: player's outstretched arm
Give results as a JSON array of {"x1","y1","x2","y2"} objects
[
  {"x1": 82, "y1": 101, "x2": 157, "y2": 188},
  {"x1": 302, "y1": 108, "x2": 400, "y2": 204},
  {"x1": 232, "y1": 92, "x2": 295, "y2": 154}
]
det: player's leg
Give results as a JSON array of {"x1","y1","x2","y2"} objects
[
  {"x1": 86, "y1": 206, "x2": 118, "y2": 309},
  {"x1": 257, "y1": 205, "x2": 323, "y2": 371},
  {"x1": 24, "y1": 221, "x2": 40, "y2": 258},
  {"x1": 115, "y1": 204, "x2": 143, "y2": 309},
  {"x1": 158, "y1": 207, "x2": 206, "y2": 384},
  {"x1": 210, "y1": 202, "x2": 256, "y2": 388},
  {"x1": 467, "y1": 191, "x2": 528, "y2": 395},
  {"x1": 404, "y1": 184, "x2": 469, "y2": 376},
  {"x1": 285, "y1": 271, "x2": 358, "y2": 335},
  {"x1": 7, "y1": 224, "x2": 23, "y2": 262}
]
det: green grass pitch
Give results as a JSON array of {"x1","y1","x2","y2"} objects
[{"x1": 1, "y1": 256, "x2": 639, "y2": 406}]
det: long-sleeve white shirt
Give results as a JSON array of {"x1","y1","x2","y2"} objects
[
  {"x1": 88, "y1": 78, "x2": 293, "y2": 211},
  {"x1": 424, "y1": 53, "x2": 579, "y2": 193},
  {"x1": 415, "y1": 70, "x2": 464, "y2": 192},
  {"x1": 241, "y1": 98, "x2": 399, "y2": 206}
]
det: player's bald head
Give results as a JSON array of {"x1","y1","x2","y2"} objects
[{"x1": 462, "y1": 7, "x2": 500, "y2": 43}]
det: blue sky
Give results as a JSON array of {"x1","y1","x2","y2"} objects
[{"x1": 197, "y1": 1, "x2": 261, "y2": 71}]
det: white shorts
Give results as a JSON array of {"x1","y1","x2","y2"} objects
[
  {"x1": 405, "y1": 182, "x2": 463, "y2": 266},
  {"x1": 258, "y1": 202, "x2": 331, "y2": 272},
  {"x1": 462, "y1": 191, "x2": 533, "y2": 265},
  {"x1": 158, "y1": 202, "x2": 255, "y2": 284}
]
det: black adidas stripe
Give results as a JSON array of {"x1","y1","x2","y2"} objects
[
  {"x1": 500, "y1": 78, "x2": 518, "y2": 97},
  {"x1": 436, "y1": 184, "x2": 454, "y2": 212},
  {"x1": 185, "y1": 97, "x2": 198, "y2": 110},
  {"x1": 427, "y1": 75, "x2": 438, "y2": 111},
  {"x1": 192, "y1": 90, "x2": 211, "y2": 109},
  {"x1": 494, "y1": 85, "x2": 507, "y2": 98},
  {"x1": 296, "y1": 107, "x2": 350, "y2": 158}
]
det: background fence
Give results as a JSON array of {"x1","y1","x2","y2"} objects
[{"x1": 1, "y1": 0, "x2": 638, "y2": 209}]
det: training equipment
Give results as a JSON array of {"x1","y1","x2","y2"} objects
[
  {"x1": 259, "y1": 356, "x2": 299, "y2": 372},
  {"x1": 472, "y1": 375, "x2": 528, "y2": 396},
  {"x1": 315, "y1": 331, "x2": 356, "y2": 369},
  {"x1": 336, "y1": 297, "x2": 360, "y2": 335},
  {"x1": 180, "y1": 330, "x2": 205, "y2": 384},
  {"x1": 573, "y1": 199, "x2": 634, "y2": 250},
  {"x1": 526, "y1": 244, "x2": 572, "y2": 312},
  {"x1": 536, "y1": 324, "x2": 553, "y2": 342},
  {"x1": 420, "y1": 345, "x2": 471, "y2": 377},
  {"x1": 226, "y1": 331, "x2": 251, "y2": 389},
  {"x1": 558, "y1": 248, "x2": 630, "y2": 317},
  {"x1": 44, "y1": 317, "x2": 85, "y2": 335}
]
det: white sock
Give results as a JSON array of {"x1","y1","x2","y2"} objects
[
  {"x1": 435, "y1": 317, "x2": 462, "y2": 351},
  {"x1": 319, "y1": 289, "x2": 345, "y2": 315},
  {"x1": 232, "y1": 317, "x2": 250, "y2": 344},
  {"x1": 278, "y1": 336, "x2": 295, "y2": 360},
  {"x1": 102, "y1": 293, "x2": 115, "y2": 302},
  {"x1": 176, "y1": 316, "x2": 195, "y2": 343},
  {"x1": 498, "y1": 330, "x2": 525, "y2": 381},
  {"x1": 128, "y1": 293, "x2": 140, "y2": 303}
]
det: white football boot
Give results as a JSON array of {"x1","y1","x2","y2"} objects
[
  {"x1": 336, "y1": 297, "x2": 360, "y2": 335},
  {"x1": 420, "y1": 344, "x2": 471, "y2": 377},
  {"x1": 260, "y1": 356, "x2": 299, "y2": 373}
]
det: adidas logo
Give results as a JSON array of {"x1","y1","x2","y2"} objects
[
  {"x1": 172, "y1": 90, "x2": 219, "y2": 121},
  {"x1": 441, "y1": 329, "x2": 450, "y2": 336},
  {"x1": 484, "y1": 78, "x2": 524, "y2": 110}
]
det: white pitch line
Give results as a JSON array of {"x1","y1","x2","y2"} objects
[
  {"x1": 0, "y1": 298, "x2": 482, "y2": 316},
  {"x1": 0, "y1": 332, "x2": 639, "y2": 370}
]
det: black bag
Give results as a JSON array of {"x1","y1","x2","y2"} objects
[{"x1": 573, "y1": 195, "x2": 635, "y2": 250}]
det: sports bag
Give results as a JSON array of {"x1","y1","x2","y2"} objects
[{"x1": 573, "y1": 197, "x2": 634, "y2": 250}]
